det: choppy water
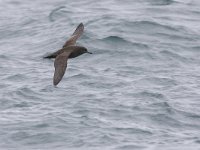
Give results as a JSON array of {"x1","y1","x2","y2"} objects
[{"x1": 0, "y1": 0, "x2": 200, "y2": 149}]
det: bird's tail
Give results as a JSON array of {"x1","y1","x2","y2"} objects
[{"x1": 43, "y1": 53, "x2": 56, "y2": 59}]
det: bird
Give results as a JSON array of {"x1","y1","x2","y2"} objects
[{"x1": 44, "y1": 23, "x2": 92, "y2": 86}]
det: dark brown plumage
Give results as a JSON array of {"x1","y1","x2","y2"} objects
[
  {"x1": 63, "y1": 23, "x2": 84, "y2": 48},
  {"x1": 45, "y1": 45, "x2": 88, "y2": 59},
  {"x1": 53, "y1": 52, "x2": 69, "y2": 86},
  {"x1": 44, "y1": 23, "x2": 84, "y2": 59},
  {"x1": 44, "y1": 23, "x2": 92, "y2": 86},
  {"x1": 53, "y1": 46, "x2": 91, "y2": 86}
]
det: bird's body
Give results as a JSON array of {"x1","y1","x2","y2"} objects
[
  {"x1": 44, "y1": 46, "x2": 88, "y2": 59},
  {"x1": 44, "y1": 23, "x2": 85, "y2": 59},
  {"x1": 44, "y1": 23, "x2": 92, "y2": 86}
]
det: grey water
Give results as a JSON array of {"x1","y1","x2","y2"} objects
[{"x1": 0, "y1": 0, "x2": 200, "y2": 149}]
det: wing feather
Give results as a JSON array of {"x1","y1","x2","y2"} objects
[
  {"x1": 63, "y1": 23, "x2": 84, "y2": 48},
  {"x1": 53, "y1": 51, "x2": 71, "y2": 86}
]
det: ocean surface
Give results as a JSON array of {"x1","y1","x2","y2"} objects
[{"x1": 0, "y1": 0, "x2": 200, "y2": 149}]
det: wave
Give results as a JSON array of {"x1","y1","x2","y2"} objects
[
  {"x1": 131, "y1": 20, "x2": 178, "y2": 32},
  {"x1": 101, "y1": 35, "x2": 149, "y2": 49},
  {"x1": 174, "y1": 108, "x2": 200, "y2": 120},
  {"x1": 69, "y1": 73, "x2": 90, "y2": 81},
  {"x1": 160, "y1": 50, "x2": 189, "y2": 62},
  {"x1": 150, "y1": 113, "x2": 183, "y2": 128},
  {"x1": 115, "y1": 144, "x2": 146, "y2": 150},
  {"x1": 5, "y1": 74, "x2": 27, "y2": 81},
  {"x1": 0, "y1": 54, "x2": 8, "y2": 59},
  {"x1": 148, "y1": 0, "x2": 175, "y2": 5},
  {"x1": 191, "y1": 46, "x2": 200, "y2": 51},
  {"x1": 141, "y1": 77, "x2": 178, "y2": 87},
  {"x1": 101, "y1": 36, "x2": 129, "y2": 43},
  {"x1": 137, "y1": 91, "x2": 166, "y2": 99},
  {"x1": 14, "y1": 87, "x2": 42, "y2": 102},
  {"x1": 154, "y1": 32, "x2": 194, "y2": 41},
  {"x1": 113, "y1": 127, "x2": 152, "y2": 135},
  {"x1": 48, "y1": 6, "x2": 69, "y2": 22}
]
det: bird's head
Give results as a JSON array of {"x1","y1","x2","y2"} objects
[{"x1": 82, "y1": 47, "x2": 92, "y2": 54}]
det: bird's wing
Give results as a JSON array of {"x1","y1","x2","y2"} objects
[
  {"x1": 53, "y1": 51, "x2": 71, "y2": 86},
  {"x1": 63, "y1": 23, "x2": 84, "y2": 48}
]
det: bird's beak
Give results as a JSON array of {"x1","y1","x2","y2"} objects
[{"x1": 87, "y1": 51, "x2": 92, "y2": 54}]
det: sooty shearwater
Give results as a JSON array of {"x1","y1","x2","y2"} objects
[{"x1": 44, "y1": 23, "x2": 92, "y2": 86}]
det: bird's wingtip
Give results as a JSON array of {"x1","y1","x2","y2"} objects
[
  {"x1": 53, "y1": 82, "x2": 58, "y2": 86},
  {"x1": 79, "y1": 23, "x2": 84, "y2": 28}
]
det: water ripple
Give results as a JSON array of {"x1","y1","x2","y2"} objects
[{"x1": 0, "y1": 0, "x2": 200, "y2": 149}]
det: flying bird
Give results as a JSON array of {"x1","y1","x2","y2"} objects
[{"x1": 44, "y1": 23, "x2": 92, "y2": 86}]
